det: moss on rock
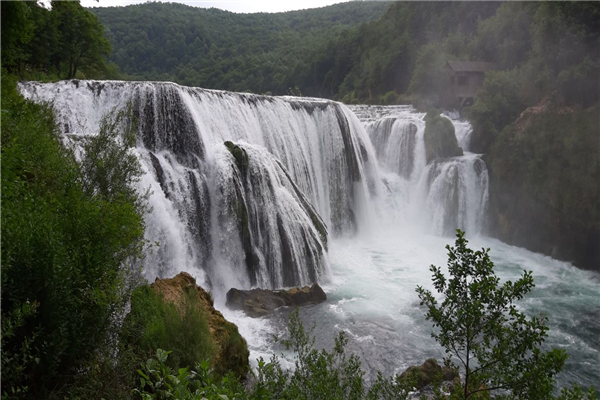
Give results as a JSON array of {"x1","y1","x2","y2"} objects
[
  {"x1": 399, "y1": 358, "x2": 456, "y2": 389},
  {"x1": 424, "y1": 110, "x2": 463, "y2": 164},
  {"x1": 150, "y1": 272, "x2": 250, "y2": 378},
  {"x1": 224, "y1": 140, "x2": 249, "y2": 175}
]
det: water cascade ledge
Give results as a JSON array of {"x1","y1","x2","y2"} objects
[
  {"x1": 349, "y1": 105, "x2": 489, "y2": 236},
  {"x1": 19, "y1": 80, "x2": 380, "y2": 291}
]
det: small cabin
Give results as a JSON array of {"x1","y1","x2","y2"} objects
[{"x1": 445, "y1": 61, "x2": 495, "y2": 107}]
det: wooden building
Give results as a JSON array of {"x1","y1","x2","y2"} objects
[{"x1": 446, "y1": 61, "x2": 495, "y2": 107}]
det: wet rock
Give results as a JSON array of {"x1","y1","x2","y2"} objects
[
  {"x1": 226, "y1": 283, "x2": 327, "y2": 318},
  {"x1": 400, "y1": 358, "x2": 457, "y2": 390}
]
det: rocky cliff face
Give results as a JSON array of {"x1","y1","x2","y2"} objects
[
  {"x1": 151, "y1": 272, "x2": 250, "y2": 377},
  {"x1": 484, "y1": 100, "x2": 599, "y2": 271}
]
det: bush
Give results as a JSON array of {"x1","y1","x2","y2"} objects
[
  {"x1": 133, "y1": 309, "x2": 417, "y2": 400},
  {"x1": 252, "y1": 309, "x2": 416, "y2": 400},
  {"x1": 121, "y1": 285, "x2": 216, "y2": 371},
  {"x1": 1, "y1": 75, "x2": 147, "y2": 398},
  {"x1": 380, "y1": 90, "x2": 398, "y2": 105},
  {"x1": 133, "y1": 349, "x2": 246, "y2": 400}
]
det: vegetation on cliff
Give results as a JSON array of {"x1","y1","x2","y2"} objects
[
  {"x1": 463, "y1": 3, "x2": 599, "y2": 270},
  {"x1": 486, "y1": 104, "x2": 600, "y2": 271},
  {"x1": 1, "y1": 73, "x2": 147, "y2": 398},
  {"x1": 424, "y1": 110, "x2": 463, "y2": 164}
]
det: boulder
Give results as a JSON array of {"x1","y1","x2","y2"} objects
[
  {"x1": 424, "y1": 109, "x2": 463, "y2": 164},
  {"x1": 151, "y1": 272, "x2": 249, "y2": 378},
  {"x1": 226, "y1": 283, "x2": 327, "y2": 318},
  {"x1": 400, "y1": 358, "x2": 457, "y2": 389}
]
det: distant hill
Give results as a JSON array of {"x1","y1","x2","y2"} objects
[{"x1": 91, "y1": 1, "x2": 391, "y2": 95}]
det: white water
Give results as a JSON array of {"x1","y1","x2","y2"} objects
[
  {"x1": 19, "y1": 83, "x2": 599, "y2": 390},
  {"x1": 227, "y1": 231, "x2": 599, "y2": 389},
  {"x1": 20, "y1": 80, "x2": 380, "y2": 291},
  {"x1": 354, "y1": 105, "x2": 489, "y2": 236}
]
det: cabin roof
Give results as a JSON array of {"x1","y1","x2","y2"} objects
[{"x1": 446, "y1": 61, "x2": 496, "y2": 73}]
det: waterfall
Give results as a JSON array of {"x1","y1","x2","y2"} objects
[
  {"x1": 19, "y1": 81, "x2": 488, "y2": 291},
  {"x1": 19, "y1": 80, "x2": 379, "y2": 290},
  {"x1": 349, "y1": 105, "x2": 489, "y2": 236}
]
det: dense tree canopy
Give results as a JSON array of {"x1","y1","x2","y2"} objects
[
  {"x1": 92, "y1": 1, "x2": 599, "y2": 108},
  {"x1": 1, "y1": 0, "x2": 115, "y2": 80},
  {"x1": 91, "y1": 1, "x2": 391, "y2": 94}
]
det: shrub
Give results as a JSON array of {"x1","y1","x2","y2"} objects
[
  {"x1": 133, "y1": 310, "x2": 417, "y2": 400},
  {"x1": 133, "y1": 349, "x2": 246, "y2": 400},
  {"x1": 1, "y1": 75, "x2": 147, "y2": 398},
  {"x1": 120, "y1": 285, "x2": 216, "y2": 371},
  {"x1": 380, "y1": 90, "x2": 398, "y2": 105},
  {"x1": 253, "y1": 309, "x2": 415, "y2": 400}
]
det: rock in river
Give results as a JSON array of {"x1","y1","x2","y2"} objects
[{"x1": 226, "y1": 283, "x2": 327, "y2": 317}]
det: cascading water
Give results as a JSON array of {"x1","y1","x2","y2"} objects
[
  {"x1": 350, "y1": 105, "x2": 489, "y2": 235},
  {"x1": 19, "y1": 80, "x2": 379, "y2": 291},
  {"x1": 211, "y1": 141, "x2": 328, "y2": 289},
  {"x1": 19, "y1": 84, "x2": 599, "y2": 390}
]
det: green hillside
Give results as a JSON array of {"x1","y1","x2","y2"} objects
[{"x1": 91, "y1": 1, "x2": 391, "y2": 94}]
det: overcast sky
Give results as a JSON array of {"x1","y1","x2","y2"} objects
[{"x1": 81, "y1": 0, "x2": 350, "y2": 13}]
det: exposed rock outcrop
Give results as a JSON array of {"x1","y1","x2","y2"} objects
[
  {"x1": 226, "y1": 283, "x2": 327, "y2": 318},
  {"x1": 424, "y1": 109, "x2": 463, "y2": 164},
  {"x1": 400, "y1": 358, "x2": 457, "y2": 389},
  {"x1": 151, "y1": 272, "x2": 250, "y2": 377}
]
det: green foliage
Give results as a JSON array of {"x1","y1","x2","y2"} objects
[
  {"x1": 556, "y1": 384, "x2": 599, "y2": 400},
  {"x1": 467, "y1": 69, "x2": 526, "y2": 153},
  {"x1": 1, "y1": 75, "x2": 147, "y2": 398},
  {"x1": 251, "y1": 309, "x2": 415, "y2": 400},
  {"x1": 379, "y1": 91, "x2": 399, "y2": 105},
  {"x1": 132, "y1": 310, "x2": 416, "y2": 400},
  {"x1": 52, "y1": 0, "x2": 112, "y2": 78},
  {"x1": 81, "y1": 2, "x2": 599, "y2": 108},
  {"x1": 91, "y1": 1, "x2": 390, "y2": 96},
  {"x1": 121, "y1": 285, "x2": 216, "y2": 371},
  {"x1": 1, "y1": 0, "x2": 116, "y2": 80},
  {"x1": 0, "y1": 2, "x2": 36, "y2": 73},
  {"x1": 79, "y1": 106, "x2": 146, "y2": 205},
  {"x1": 133, "y1": 349, "x2": 246, "y2": 400},
  {"x1": 487, "y1": 105, "x2": 600, "y2": 270},
  {"x1": 258, "y1": 309, "x2": 367, "y2": 399},
  {"x1": 424, "y1": 110, "x2": 462, "y2": 164},
  {"x1": 416, "y1": 230, "x2": 595, "y2": 399}
]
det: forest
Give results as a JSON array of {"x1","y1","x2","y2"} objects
[
  {"x1": 91, "y1": 1, "x2": 391, "y2": 94},
  {"x1": 91, "y1": 2, "x2": 598, "y2": 107}
]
